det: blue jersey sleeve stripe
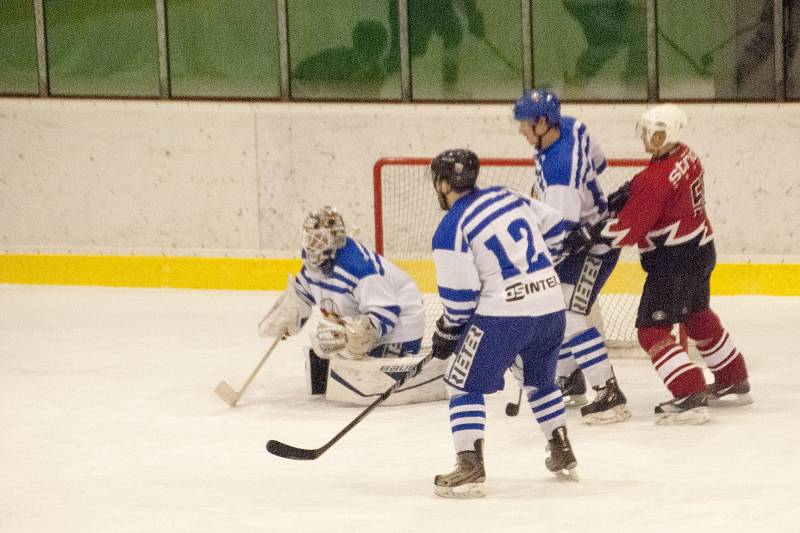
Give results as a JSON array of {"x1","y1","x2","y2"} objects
[
  {"x1": 367, "y1": 311, "x2": 395, "y2": 335},
  {"x1": 465, "y1": 197, "x2": 526, "y2": 243},
  {"x1": 596, "y1": 158, "x2": 607, "y2": 175},
  {"x1": 574, "y1": 123, "x2": 587, "y2": 189},
  {"x1": 444, "y1": 305, "x2": 474, "y2": 316},
  {"x1": 305, "y1": 277, "x2": 351, "y2": 294},
  {"x1": 329, "y1": 272, "x2": 357, "y2": 288},
  {"x1": 438, "y1": 286, "x2": 479, "y2": 302},
  {"x1": 542, "y1": 220, "x2": 570, "y2": 240}
]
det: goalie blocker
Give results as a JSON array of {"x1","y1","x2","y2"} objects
[{"x1": 304, "y1": 346, "x2": 447, "y2": 406}]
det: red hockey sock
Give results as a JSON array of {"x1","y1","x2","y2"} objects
[
  {"x1": 685, "y1": 308, "x2": 748, "y2": 385},
  {"x1": 638, "y1": 325, "x2": 706, "y2": 398}
]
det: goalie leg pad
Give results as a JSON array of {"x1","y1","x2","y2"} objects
[
  {"x1": 325, "y1": 354, "x2": 447, "y2": 405},
  {"x1": 304, "y1": 347, "x2": 330, "y2": 395}
]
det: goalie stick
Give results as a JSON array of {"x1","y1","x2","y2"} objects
[
  {"x1": 214, "y1": 334, "x2": 283, "y2": 407},
  {"x1": 266, "y1": 350, "x2": 435, "y2": 461}
]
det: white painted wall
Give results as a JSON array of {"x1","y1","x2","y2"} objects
[{"x1": 1, "y1": 98, "x2": 798, "y2": 258}]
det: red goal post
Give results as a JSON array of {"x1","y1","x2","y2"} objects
[{"x1": 372, "y1": 156, "x2": 652, "y2": 350}]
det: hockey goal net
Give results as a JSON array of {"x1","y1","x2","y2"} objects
[{"x1": 373, "y1": 157, "x2": 649, "y2": 354}]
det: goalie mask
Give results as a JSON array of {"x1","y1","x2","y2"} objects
[
  {"x1": 302, "y1": 206, "x2": 346, "y2": 274},
  {"x1": 430, "y1": 149, "x2": 480, "y2": 211}
]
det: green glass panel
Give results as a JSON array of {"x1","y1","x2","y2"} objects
[
  {"x1": 406, "y1": 0, "x2": 522, "y2": 100},
  {"x1": 531, "y1": 0, "x2": 647, "y2": 101},
  {"x1": 0, "y1": 0, "x2": 38, "y2": 94},
  {"x1": 658, "y1": 0, "x2": 773, "y2": 100},
  {"x1": 784, "y1": 1, "x2": 799, "y2": 100},
  {"x1": 288, "y1": 0, "x2": 399, "y2": 100},
  {"x1": 166, "y1": 0, "x2": 280, "y2": 98},
  {"x1": 45, "y1": 0, "x2": 160, "y2": 97}
]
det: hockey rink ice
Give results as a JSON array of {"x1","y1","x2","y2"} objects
[{"x1": 1, "y1": 284, "x2": 798, "y2": 533}]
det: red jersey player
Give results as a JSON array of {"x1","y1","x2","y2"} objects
[{"x1": 562, "y1": 104, "x2": 752, "y2": 425}]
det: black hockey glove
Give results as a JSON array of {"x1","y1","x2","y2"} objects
[
  {"x1": 562, "y1": 223, "x2": 597, "y2": 257},
  {"x1": 432, "y1": 316, "x2": 465, "y2": 360},
  {"x1": 607, "y1": 181, "x2": 631, "y2": 214}
]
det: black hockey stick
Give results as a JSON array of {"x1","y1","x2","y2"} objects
[
  {"x1": 505, "y1": 389, "x2": 523, "y2": 417},
  {"x1": 266, "y1": 351, "x2": 436, "y2": 461}
]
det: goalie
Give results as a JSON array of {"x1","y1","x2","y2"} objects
[{"x1": 258, "y1": 206, "x2": 445, "y2": 405}]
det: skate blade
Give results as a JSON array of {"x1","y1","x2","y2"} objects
[
  {"x1": 582, "y1": 405, "x2": 632, "y2": 425},
  {"x1": 655, "y1": 406, "x2": 711, "y2": 426},
  {"x1": 434, "y1": 482, "x2": 486, "y2": 499},
  {"x1": 564, "y1": 394, "x2": 588, "y2": 408},
  {"x1": 708, "y1": 392, "x2": 753, "y2": 407},
  {"x1": 553, "y1": 467, "x2": 579, "y2": 482}
]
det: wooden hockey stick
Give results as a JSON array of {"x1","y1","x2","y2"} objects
[
  {"x1": 266, "y1": 351, "x2": 435, "y2": 461},
  {"x1": 214, "y1": 334, "x2": 283, "y2": 407}
]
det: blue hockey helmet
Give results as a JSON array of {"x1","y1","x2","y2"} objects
[{"x1": 513, "y1": 88, "x2": 561, "y2": 126}]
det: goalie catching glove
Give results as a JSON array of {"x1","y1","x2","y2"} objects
[
  {"x1": 432, "y1": 316, "x2": 465, "y2": 360},
  {"x1": 258, "y1": 276, "x2": 311, "y2": 338},
  {"x1": 310, "y1": 314, "x2": 381, "y2": 360}
]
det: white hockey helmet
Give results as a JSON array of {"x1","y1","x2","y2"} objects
[
  {"x1": 636, "y1": 104, "x2": 687, "y2": 146},
  {"x1": 302, "y1": 206, "x2": 347, "y2": 270}
]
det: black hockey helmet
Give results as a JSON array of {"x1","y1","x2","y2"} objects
[{"x1": 430, "y1": 149, "x2": 480, "y2": 191}]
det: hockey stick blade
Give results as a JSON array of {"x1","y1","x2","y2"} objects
[
  {"x1": 505, "y1": 389, "x2": 523, "y2": 417},
  {"x1": 214, "y1": 381, "x2": 240, "y2": 407},
  {"x1": 266, "y1": 439, "x2": 322, "y2": 461},
  {"x1": 267, "y1": 352, "x2": 435, "y2": 461}
]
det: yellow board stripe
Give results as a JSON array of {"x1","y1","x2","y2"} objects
[{"x1": 0, "y1": 254, "x2": 798, "y2": 295}]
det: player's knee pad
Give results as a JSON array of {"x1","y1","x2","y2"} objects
[
  {"x1": 637, "y1": 325, "x2": 676, "y2": 355},
  {"x1": 684, "y1": 307, "x2": 722, "y2": 341}
]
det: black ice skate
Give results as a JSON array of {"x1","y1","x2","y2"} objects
[
  {"x1": 706, "y1": 379, "x2": 753, "y2": 407},
  {"x1": 654, "y1": 391, "x2": 710, "y2": 425},
  {"x1": 434, "y1": 439, "x2": 486, "y2": 499},
  {"x1": 580, "y1": 376, "x2": 632, "y2": 425},
  {"x1": 557, "y1": 368, "x2": 587, "y2": 407},
  {"x1": 545, "y1": 426, "x2": 578, "y2": 481}
]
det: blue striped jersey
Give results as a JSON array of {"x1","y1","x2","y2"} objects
[
  {"x1": 294, "y1": 238, "x2": 425, "y2": 344},
  {"x1": 533, "y1": 116, "x2": 610, "y2": 242},
  {"x1": 432, "y1": 186, "x2": 566, "y2": 327}
]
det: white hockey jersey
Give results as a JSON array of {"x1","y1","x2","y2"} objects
[
  {"x1": 432, "y1": 186, "x2": 566, "y2": 327},
  {"x1": 294, "y1": 238, "x2": 425, "y2": 344},
  {"x1": 533, "y1": 116, "x2": 611, "y2": 254}
]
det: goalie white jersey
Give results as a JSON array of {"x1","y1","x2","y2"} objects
[
  {"x1": 432, "y1": 186, "x2": 565, "y2": 328},
  {"x1": 294, "y1": 237, "x2": 425, "y2": 345}
]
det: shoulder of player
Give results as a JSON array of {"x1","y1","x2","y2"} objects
[
  {"x1": 432, "y1": 186, "x2": 516, "y2": 251},
  {"x1": 333, "y1": 238, "x2": 384, "y2": 281}
]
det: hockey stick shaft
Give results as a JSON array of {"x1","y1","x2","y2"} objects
[
  {"x1": 215, "y1": 334, "x2": 283, "y2": 407},
  {"x1": 267, "y1": 351, "x2": 436, "y2": 460}
]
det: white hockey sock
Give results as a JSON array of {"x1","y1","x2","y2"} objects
[
  {"x1": 448, "y1": 392, "x2": 485, "y2": 453},
  {"x1": 526, "y1": 385, "x2": 567, "y2": 439},
  {"x1": 556, "y1": 344, "x2": 579, "y2": 378},
  {"x1": 566, "y1": 327, "x2": 614, "y2": 387}
]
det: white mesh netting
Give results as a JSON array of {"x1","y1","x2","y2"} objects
[{"x1": 373, "y1": 157, "x2": 649, "y2": 351}]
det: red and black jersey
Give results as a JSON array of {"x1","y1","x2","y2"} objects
[{"x1": 599, "y1": 143, "x2": 715, "y2": 274}]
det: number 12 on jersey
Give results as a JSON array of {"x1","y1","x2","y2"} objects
[{"x1": 484, "y1": 217, "x2": 551, "y2": 280}]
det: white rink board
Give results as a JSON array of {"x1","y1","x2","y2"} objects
[
  {"x1": 1, "y1": 285, "x2": 798, "y2": 533},
  {"x1": 1, "y1": 99, "x2": 800, "y2": 258}
]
